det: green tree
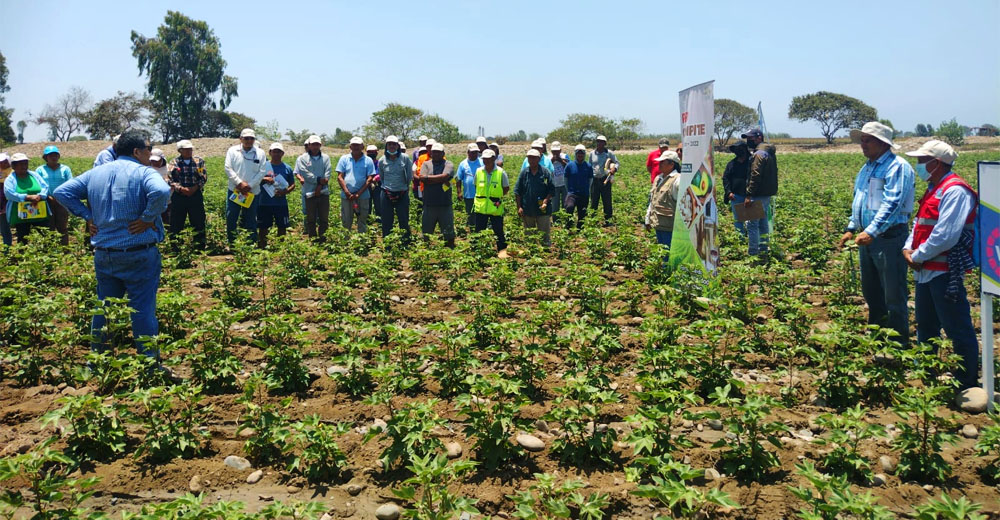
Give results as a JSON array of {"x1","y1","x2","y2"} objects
[
  {"x1": 0, "y1": 51, "x2": 13, "y2": 144},
  {"x1": 83, "y1": 91, "x2": 151, "y2": 139},
  {"x1": 606, "y1": 117, "x2": 644, "y2": 150},
  {"x1": 507, "y1": 130, "x2": 527, "y2": 142},
  {"x1": 418, "y1": 114, "x2": 462, "y2": 144},
  {"x1": 35, "y1": 86, "x2": 92, "y2": 141},
  {"x1": 203, "y1": 110, "x2": 255, "y2": 138},
  {"x1": 286, "y1": 129, "x2": 312, "y2": 144},
  {"x1": 363, "y1": 103, "x2": 424, "y2": 142},
  {"x1": 714, "y1": 99, "x2": 758, "y2": 149},
  {"x1": 328, "y1": 127, "x2": 353, "y2": 146},
  {"x1": 935, "y1": 118, "x2": 965, "y2": 146},
  {"x1": 787, "y1": 91, "x2": 877, "y2": 144},
  {"x1": 254, "y1": 119, "x2": 281, "y2": 141},
  {"x1": 547, "y1": 113, "x2": 610, "y2": 144},
  {"x1": 131, "y1": 11, "x2": 238, "y2": 142}
]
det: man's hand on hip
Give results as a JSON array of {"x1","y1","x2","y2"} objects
[{"x1": 127, "y1": 219, "x2": 156, "y2": 235}]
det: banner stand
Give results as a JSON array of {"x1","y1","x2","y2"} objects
[{"x1": 977, "y1": 161, "x2": 1000, "y2": 411}]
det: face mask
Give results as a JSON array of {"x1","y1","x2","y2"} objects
[
  {"x1": 386, "y1": 149, "x2": 398, "y2": 156},
  {"x1": 915, "y1": 162, "x2": 932, "y2": 182},
  {"x1": 183, "y1": 158, "x2": 192, "y2": 164}
]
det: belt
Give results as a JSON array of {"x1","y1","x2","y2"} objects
[{"x1": 95, "y1": 242, "x2": 156, "y2": 253}]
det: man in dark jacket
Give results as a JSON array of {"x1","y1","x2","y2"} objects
[
  {"x1": 722, "y1": 140, "x2": 751, "y2": 237},
  {"x1": 741, "y1": 128, "x2": 778, "y2": 257}
]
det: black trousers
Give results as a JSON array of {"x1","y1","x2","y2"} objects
[
  {"x1": 564, "y1": 194, "x2": 587, "y2": 229},
  {"x1": 474, "y1": 213, "x2": 506, "y2": 251},
  {"x1": 590, "y1": 178, "x2": 612, "y2": 220},
  {"x1": 169, "y1": 191, "x2": 206, "y2": 249}
]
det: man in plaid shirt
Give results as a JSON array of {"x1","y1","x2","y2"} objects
[{"x1": 168, "y1": 140, "x2": 207, "y2": 250}]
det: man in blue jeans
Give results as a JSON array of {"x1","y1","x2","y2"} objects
[
  {"x1": 741, "y1": 129, "x2": 778, "y2": 258},
  {"x1": 224, "y1": 128, "x2": 267, "y2": 245},
  {"x1": 52, "y1": 130, "x2": 171, "y2": 361},
  {"x1": 903, "y1": 140, "x2": 979, "y2": 389},
  {"x1": 839, "y1": 122, "x2": 915, "y2": 345}
]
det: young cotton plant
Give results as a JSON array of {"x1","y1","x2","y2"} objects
[
  {"x1": 456, "y1": 374, "x2": 528, "y2": 470},
  {"x1": 543, "y1": 374, "x2": 621, "y2": 466},
  {"x1": 393, "y1": 454, "x2": 480, "y2": 520},
  {"x1": 914, "y1": 493, "x2": 987, "y2": 520},
  {"x1": 237, "y1": 373, "x2": 293, "y2": 464},
  {"x1": 365, "y1": 399, "x2": 446, "y2": 472},
  {"x1": 623, "y1": 386, "x2": 700, "y2": 481},
  {"x1": 508, "y1": 473, "x2": 610, "y2": 520},
  {"x1": 811, "y1": 404, "x2": 887, "y2": 483},
  {"x1": 631, "y1": 459, "x2": 740, "y2": 519},
  {"x1": 789, "y1": 461, "x2": 893, "y2": 520},
  {"x1": 125, "y1": 383, "x2": 212, "y2": 462},
  {"x1": 285, "y1": 415, "x2": 351, "y2": 483},
  {"x1": 709, "y1": 381, "x2": 789, "y2": 482},
  {"x1": 892, "y1": 384, "x2": 958, "y2": 484},
  {"x1": 41, "y1": 394, "x2": 129, "y2": 463},
  {"x1": 0, "y1": 439, "x2": 105, "y2": 520},
  {"x1": 975, "y1": 412, "x2": 1000, "y2": 481}
]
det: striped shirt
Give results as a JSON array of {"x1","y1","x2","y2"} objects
[
  {"x1": 847, "y1": 150, "x2": 915, "y2": 237},
  {"x1": 52, "y1": 156, "x2": 171, "y2": 249}
]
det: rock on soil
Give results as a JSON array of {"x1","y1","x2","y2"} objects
[
  {"x1": 516, "y1": 434, "x2": 545, "y2": 452},
  {"x1": 344, "y1": 482, "x2": 365, "y2": 496},
  {"x1": 375, "y1": 503, "x2": 401, "y2": 520},
  {"x1": 871, "y1": 473, "x2": 887, "y2": 487},
  {"x1": 224, "y1": 455, "x2": 252, "y2": 471},
  {"x1": 957, "y1": 387, "x2": 988, "y2": 414},
  {"x1": 879, "y1": 455, "x2": 897, "y2": 473},
  {"x1": 189, "y1": 475, "x2": 203, "y2": 493},
  {"x1": 446, "y1": 442, "x2": 463, "y2": 459},
  {"x1": 961, "y1": 424, "x2": 979, "y2": 438},
  {"x1": 246, "y1": 470, "x2": 263, "y2": 484}
]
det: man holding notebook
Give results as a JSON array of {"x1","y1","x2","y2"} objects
[{"x1": 741, "y1": 128, "x2": 778, "y2": 259}]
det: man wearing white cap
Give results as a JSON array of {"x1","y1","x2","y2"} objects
[
  {"x1": 257, "y1": 142, "x2": 296, "y2": 248},
  {"x1": 549, "y1": 142, "x2": 569, "y2": 218},
  {"x1": 489, "y1": 142, "x2": 504, "y2": 168},
  {"x1": 472, "y1": 149, "x2": 509, "y2": 252},
  {"x1": 903, "y1": 140, "x2": 979, "y2": 390},
  {"x1": 366, "y1": 144, "x2": 382, "y2": 219},
  {"x1": 224, "y1": 128, "x2": 268, "y2": 245},
  {"x1": 0, "y1": 153, "x2": 12, "y2": 245},
  {"x1": 168, "y1": 140, "x2": 208, "y2": 250},
  {"x1": 475, "y1": 136, "x2": 488, "y2": 153},
  {"x1": 295, "y1": 135, "x2": 332, "y2": 241},
  {"x1": 839, "y1": 121, "x2": 915, "y2": 344},
  {"x1": 413, "y1": 139, "x2": 436, "y2": 203},
  {"x1": 419, "y1": 142, "x2": 457, "y2": 247},
  {"x1": 455, "y1": 143, "x2": 483, "y2": 231},
  {"x1": 589, "y1": 135, "x2": 619, "y2": 226},
  {"x1": 412, "y1": 135, "x2": 429, "y2": 163},
  {"x1": 377, "y1": 135, "x2": 413, "y2": 240},
  {"x1": 520, "y1": 139, "x2": 554, "y2": 173},
  {"x1": 148, "y1": 148, "x2": 170, "y2": 228},
  {"x1": 336, "y1": 137, "x2": 376, "y2": 233},
  {"x1": 564, "y1": 144, "x2": 594, "y2": 229},
  {"x1": 515, "y1": 148, "x2": 555, "y2": 247}
]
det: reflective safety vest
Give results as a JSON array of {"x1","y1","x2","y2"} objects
[
  {"x1": 473, "y1": 167, "x2": 505, "y2": 216},
  {"x1": 911, "y1": 173, "x2": 977, "y2": 272}
]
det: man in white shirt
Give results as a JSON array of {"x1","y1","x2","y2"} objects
[{"x1": 224, "y1": 128, "x2": 267, "y2": 245}]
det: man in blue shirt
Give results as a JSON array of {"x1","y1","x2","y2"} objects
[
  {"x1": 455, "y1": 144, "x2": 483, "y2": 232},
  {"x1": 336, "y1": 136, "x2": 376, "y2": 233},
  {"x1": 564, "y1": 144, "x2": 594, "y2": 229},
  {"x1": 839, "y1": 122, "x2": 915, "y2": 345},
  {"x1": 52, "y1": 130, "x2": 171, "y2": 363},
  {"x1": 378, "y1": 135, "x2": 413, "y2": 241},
  {"x1": 36, "y1": 145, "x2": 74, "y2": 245},
  {"x1": 257, "y1": 142, "x2": 296, "y2": 249},
  {"x1": 93, "y1": 134, "x2": 119, "y2": 168}
]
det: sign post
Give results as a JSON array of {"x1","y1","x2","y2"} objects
[
  {"x1": 670, "y1": 80, "x2": 718, "y2": 274},
  {"x1": 977, "y1": 161, "x2": 1000, "y2": 410}
]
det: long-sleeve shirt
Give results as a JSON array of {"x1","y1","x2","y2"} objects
[
  {"x1": 225, "y1": 145, "x2": 268, "y2": 195},
  {"x1": 294, "y1": 152, "x2": 332, "y2": 195},
  {"x1": 378, "y1": 154, "x2": 413, "y2": 192},
  {"x1": 4, "y1": 171, "x2": 49, "y2": 223},
  {"x1": 52, "y1": 156, "x2": 171, "y2": 249},
  {"x1": 93, "y1": 145, "x2": 117, "y2": 168},
  {"x1": 904, "y1": 173, "x2": 976, "y2": 284},
  {"x1": 35, "y1": 164, "x2": 73, "y2": 192},
  {"x1": 722, "y1": 157, "x2": 749, "y2": 200},
  {"x1": 847, "y1": 150, "x2": 915, "y2": 237},
  {"x1": 564, "y1": 160, "x2": 594, "y2": 197},
  {"x1": 514, "y1": 166, "x2": 555, "y2": 216},
  {"x1": 520, "y1": 154, "x2": 554, "y2": 174}
]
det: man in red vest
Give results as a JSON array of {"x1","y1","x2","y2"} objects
[{"x1": 902, "y1": 140, "x2": 979, "y2": 390}]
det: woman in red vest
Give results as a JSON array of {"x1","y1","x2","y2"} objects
[{"x1": 902, "y1": 140, "x2": 979, "y2": 391}]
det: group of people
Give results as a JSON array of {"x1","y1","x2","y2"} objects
[{"x1": 0, "y1": 121, "x2": 988, "y2": 392}]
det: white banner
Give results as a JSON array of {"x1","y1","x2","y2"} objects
[{"x1": 670, "y1": 80, "x2": 718, "y2": 274}]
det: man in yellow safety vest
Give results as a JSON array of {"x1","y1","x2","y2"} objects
[{"x1": 472, "y1": 149, "x2": 510, "y2": 253}]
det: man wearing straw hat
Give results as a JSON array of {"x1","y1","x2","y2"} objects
[{"x1": 838, "y1": 121, "x2": 915, "y2": 345}]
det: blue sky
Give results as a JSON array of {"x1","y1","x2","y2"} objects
[{"x1": 3, "y1": 0, "x2": 998, "y2": 142}]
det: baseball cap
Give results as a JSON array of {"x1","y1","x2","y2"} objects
[
  {"x1": 418, "y1": 135, "x2": 429, "y2": 142},
  {"x1": 551, "y1": 144, "x2": 562, "y2": 151},
  {"x1": 43, "y1": 145, "x2": 60, "y2": 156},
  {"x1": 481, "y1": 149, "x2": 496, "y2": 159},
  {"x1": 467, "y1": 143, "x2": 479, "y2": 152},
  {"x1": 150, "y1": 148, "x2": 165, "y2": 160},
  {"x1": 176, "y1": 139, "x2": 194, "y2": 150},
  {"x1": 849, "y1": 121, "x2": 899, "y2": 150},
  {"x1": 740, "y1": 128, "x2": 764, "y2": 139},
  {"x1": 240, "y1": 128, "x2": 256, "y2": 138},
  {"x1": 656, "y1": 150, "x2": 681, "y2": 163},
  {"x1": 366, "y1": 145, "x2": 378, "y2": 152},
  {"x1": 425, "y1": 139, "x2": 437, "y2": 147},
  {"x1": 304, "y1": 134, "x2": 322, "y2": 145},
  {"x1": 574, "y1": 144, "x2": 586, "y2": 152},
  {"x1": 551, "y1": 141, "x2": 561, "y2": 147},
  {"x1": 385, "y1": 135, "x2": 399, "y2": 144},
  {"x1": 537, "y1": 137, "x2": 546, "y2": 144},
  {"x1": 269, "y1": 142, "x2": 285, "y2": 151},
  {"x1": 531, "y1": 140, "x2": 543, "y2": 148},
  {"x1": 349, "y1": 136, "x2": 364, "y2": 145},
  {"x1": 489, "y1": 142, "x2": 499, "y2": 148},
  {"x1": 475, "y1": 136, "x2": 487, "y2": 143},
  {"x1": 658, "y1": 137, "x2": 670, "y2": 146},
  {"x1": 596, "y1": 135, "x2": 607, "y2": 142},
  {"x1": 431, "y1": 143, "x2": 445, "y2": 152},
  {"x1": 10, "y1": 153, "x2": 29, "y2": 162},
  {"x1": 905, "y1": 139, "x2": 958, "y2": 165},
  {"x1": 526, "y1": 149, "x2": 541, "y2": 157},
  {"x1": 0, "y1": 153, "x2": 8, "y2": 162}
]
